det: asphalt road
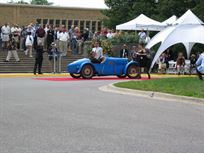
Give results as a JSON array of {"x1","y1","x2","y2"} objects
[{"x1": 0, "y1": 77, "x2": 204, "y2": 153}]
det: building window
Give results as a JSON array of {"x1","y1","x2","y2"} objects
[
  {"x1": 43, "y1": 19, "x2": 48, "y2": 28},
  {"x1": 74, "y1": 20, "x2": 79, "y2": 27},
  {"x1": 80, "y1": 21, "x2": 84, "y2": 33},
  {"x1": 92, "y1": 21, "x2": 96, "y2": 33},
  {"x1": 36, "y1": 19, "x2": 41, "y2": 24},
  {"x1": 62, "y1": 20, "x2": 67, "y2": 27},
  {"x1": 68, "y1": 20, "x2": 73, "y2": 30},
  {"x1": 98, "y1": 21, "x2": 102, "y2": 32},
  {"x1": 86, "y1": 21, "x2": 90, "y2": 30},
  {"x1": 49, "y1": 19, "x2": 54, "y2": 26},
  {"x1": 55, "y1": 20, "x2": 60, "y2": 27}
]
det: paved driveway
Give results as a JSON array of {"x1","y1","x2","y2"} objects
[{"x1": 0, "y1": 77, "x2": 204, "y2": 153}]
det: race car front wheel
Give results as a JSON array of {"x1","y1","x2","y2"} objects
[
  {"x1": 81, "y1": 64, "x2": 94, "y2": 79},
  {"x1": 127, "y1": 64, "x2": 140, "y2": 79},
  {"x1": 70, "y1": 73, "x2": 81, "y2": 79},
  {"x1": 117, "y1": 74, "x2": 126, "y2": 78}
]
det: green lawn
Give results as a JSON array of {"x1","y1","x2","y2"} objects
[{"x1": 114, "y1": 77, "x2": 204, "y2": 99}]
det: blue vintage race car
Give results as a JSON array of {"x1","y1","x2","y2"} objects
[{"x1": 67, "y1": 57, "x2": 142, "y2": 79}]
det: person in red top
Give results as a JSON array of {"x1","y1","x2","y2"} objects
[
  {"x1": 36, "y1": 25, "x2": 45, "y2": 46},
  {"x1": 176, "y1": 52, "x2": 185, "y2": 75}
]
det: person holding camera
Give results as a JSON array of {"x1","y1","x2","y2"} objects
[
  {"x1": 4, "y1": 34, "x2": 20, "y2": 62},
  {"x1": 136, "y1": 43, "x2": 151, "y2": 79}
]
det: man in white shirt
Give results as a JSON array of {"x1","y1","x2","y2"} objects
[
  {"x1": 107, "y1": 30, "x2": 113, "y2": 39},
  {"x1": 1, "y1": 23, "x2": 11, "y2": 50},
  {"x1": 138, "y1": 29, "x2": 147, "y2": 44},
  {"x1": 196, "y1": 52, "x2": 204, "y2": 80},
  {"x1": 90, "y1": 41, "x2": 103, "y2": 63},
  {"x1": 11, "y1": 24, "x2": 21, "y2": 49},
  {"x1": 58, "y1": 28, "x2": 69, "y2": 56}
]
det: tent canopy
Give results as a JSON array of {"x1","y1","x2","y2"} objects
[
  {"x1": 173, "y1": 10, "x2": 203, "y2": 25},
  {"x1": 145, "y1": 9, "x2": 204, "y2": 71},
  {"x1": 116, "y1": 14, "x2": 165, "y2": 31},
  {"x1": 150, "y1": 24, "x2": 204, "y2": 70},
  {"x1": 162, "y1": 15, "x2": 177, "y2": 25}
]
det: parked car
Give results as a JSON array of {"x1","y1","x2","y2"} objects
[{"x1": 67, "y1": 57, "x2": 141, "y2": 79}]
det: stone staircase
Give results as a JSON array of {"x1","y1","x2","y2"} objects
[{"x1": 0, "y1": 50, "x2": 85, "y2": 73}]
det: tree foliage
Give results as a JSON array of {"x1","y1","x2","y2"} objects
[
  {"x1": 9, "y1": 0, "x2": 28, "y2": 4},
  {"x1": 9, "y1": 0, "x2": 53, "y2": 5},
  {"x1": 103, "y1": 0, "x2": 204, "y2": 28},
  {"x1": 31, "y1": 0, "x2": 53, "y2": 5}
]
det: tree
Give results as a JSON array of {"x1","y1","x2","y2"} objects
[
  {"x1": 157, "y1": 0, "x2": 197, "y2": 20},
  {"x1": 9, "y1": 0, "x2": 29, "y2": 4},
  {"x1": 193, "y1": 0, "x2": 204, "y2": 21},
  {"x1": 103, "y1": 0, "x2": 161, "y2": 28},
  {"x1": 17, "y1": 0, "x2": 29, "y2": 4},
  {"x1": 103, "y1": 0, "x2": 135, "y2": 29},
  {"x1": 103, "y1": 0, "x2": 203, "y2": 28},
  {"x1": 30, "y1": 0, "x2": 53, "y2": 5}
]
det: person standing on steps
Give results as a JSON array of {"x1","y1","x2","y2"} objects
[
  {"x1": 1, "y1": 23, "x2": 11, "y2": 51},
  {"x1": 4, "y1": 34, "x2": 20, "y2": 62},
  {"x1": 25, "y1": 32, "x2": 34, "y2": 57}
]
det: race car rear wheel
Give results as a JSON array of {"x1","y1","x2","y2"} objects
[
  {"x1": 70, "y1": 73, "x2": 81, "y2": 79},
  {"x1": 127, "y1": 64, "x2": 140, "y2": 79},
  {"x1": 81, "y1": 64, "x2": 94, "y2": 79}
]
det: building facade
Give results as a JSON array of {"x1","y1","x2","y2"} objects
[{"x1": 0, "y1": 3, "x2": 105, "y2": 32}]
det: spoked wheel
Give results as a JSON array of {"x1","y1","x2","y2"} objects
[
  {"x1": 81, "y1": 64, "x2": 94, "y2": 79},
  {"x1": 70, "y1": 73, "x2": 81, "y2": 79},
  {"x1": 127, "y1": 64, "x2": 140, "y2": 79}
]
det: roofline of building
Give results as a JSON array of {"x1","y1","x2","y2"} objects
[{"x1": 0, "y1": 3, "x2": 107, "y2": 11}]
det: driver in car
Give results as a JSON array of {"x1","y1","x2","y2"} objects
[{"x1": 90, "y1": 41, "x2": 104, "y2": 63}]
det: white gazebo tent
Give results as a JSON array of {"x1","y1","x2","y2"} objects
[
  {"x1": 162, "y1": 15, "x2": 177, "y2": 25},
  {"x1": 173, "y1": 10, "x2": 203, "y2": 25},
  {"x1": 116, "y1": 14, "x2": 166, "y2": 31},
  {"x1": 146, "y1": 10, "x2": 204, "y2": 70}
]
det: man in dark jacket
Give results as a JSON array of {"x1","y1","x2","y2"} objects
[
  {"x1": 33, "y1": 36, "x2": 44, "y2": 75},
  {"x1": 120, "y1": 44, "x2": 129, "y2": 58},
  {"x1": 46, "y1": 25, "x2": 54, "y2": 51}
]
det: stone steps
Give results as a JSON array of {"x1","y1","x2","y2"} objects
[{"x1": 0, "y1": 50, "x2": 84, "y2": 73}]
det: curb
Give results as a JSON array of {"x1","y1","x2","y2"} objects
[
  {"x1": 99, "y1": 83, "x2": 204, "y2": 105},
  {"x1": 0, "y1": 73, "x2": 195, "y2": 79},
  {"x1": 0, "y1": 73, "x2": 70, "y2": 78}
]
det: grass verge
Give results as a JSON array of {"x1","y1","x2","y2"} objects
[{"x1": 114, "y1": 77, "x2": 204, "y2": 99}]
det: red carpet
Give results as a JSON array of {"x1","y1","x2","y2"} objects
[{"x1": 34, "y1": 77, "x2": 153, "y2": 82}]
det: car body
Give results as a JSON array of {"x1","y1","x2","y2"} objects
[{"x1": 67, "y1": 57, "x2": 140, "y2": 79}]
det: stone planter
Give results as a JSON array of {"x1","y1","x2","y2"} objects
[
  {"x1": 82, "y1": 41, "x2": 137, "y2": 58},
  {"x1": 112, "y1": 43, "x2": 137, "y2": 57}
]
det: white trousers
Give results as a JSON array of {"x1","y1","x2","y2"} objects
[
  {"x1": 6, "y1": 50, "x2": 20, "y2": 61},
  {"x1": 59, "y1": 41, "x2": 68, "y2": 56}
]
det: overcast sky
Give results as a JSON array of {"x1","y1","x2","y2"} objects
[{"x1": 0, "y1": 0, "x2": 108, "y2": 9}]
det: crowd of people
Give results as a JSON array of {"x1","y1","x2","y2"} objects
[
  {"x1": 0, "y1": 23, "x2": 204, "y2": 80},
  {"x1": 156, "y1": 50, "x2": 201, "y2": 75}
]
